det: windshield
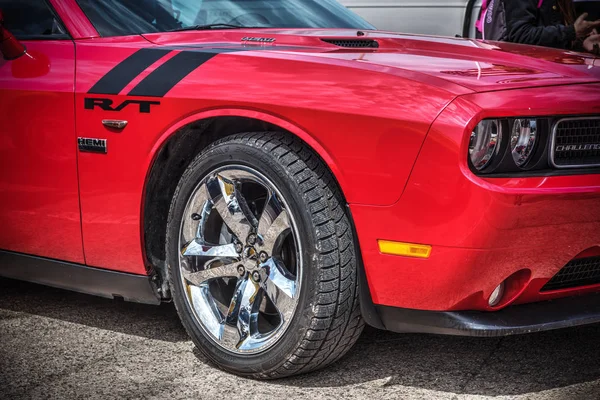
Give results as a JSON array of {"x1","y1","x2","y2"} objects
[{"x1": 76, "y1": 0, "x2": 375, "y2": 37}]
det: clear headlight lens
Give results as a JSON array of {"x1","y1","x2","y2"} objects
[
  {"x1": 510, "y1": 119, "x2": 537, "y2": 167},
  {"x1": 469, "y1": 119, "x2": 502, "y2": 171}
]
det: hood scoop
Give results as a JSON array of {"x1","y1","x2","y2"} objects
[{"x1": 321, "y1": 38, "x2": 379, "y2": 48}]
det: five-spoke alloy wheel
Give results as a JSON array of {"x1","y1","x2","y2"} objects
[
  {"x1": 167, "y1": 133, "x2": 364, "y2": 378},
  {"x1": 178, "y1": 167, "x2": 301, "y2": 354}
]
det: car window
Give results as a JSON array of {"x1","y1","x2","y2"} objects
[
  {"x1": 75, "y1": 0, "x2": 374, "y2": 37},
  {"x1": 0, "y1": 0, "x2": 67, "y2": 38}
]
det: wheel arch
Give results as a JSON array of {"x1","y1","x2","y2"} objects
[{"x1": 141, "y1": 108, "x2": 352, "y2": 296}]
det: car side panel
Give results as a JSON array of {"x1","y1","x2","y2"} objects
[
  {"x1": 74, "y1": 41, "x2": 454, "y2": 274},
  {"x1": 0, "y1": 41, "x2": 84, "y2": 263}
]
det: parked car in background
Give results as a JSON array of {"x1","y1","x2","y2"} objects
[{"x1": 339, "y1": 0, "x2": 599, "y2": 38}]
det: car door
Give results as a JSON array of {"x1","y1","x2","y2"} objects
[{"x1": 0, "y1": 0, "x2": 84, "y2": 263}]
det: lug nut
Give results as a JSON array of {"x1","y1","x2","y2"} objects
[
  {"x1": 237, "y1": 265, "x2": 246, "y2": 276},
  {"x1": 235, "y1": 243, "x2": 243, "y2": 253},
  {"x1": 252, "y1": 271, "x2": 261, "y2": 282},
  {"x1": 259, "y1": 252, "x2": 269, "y2": 263},
  {"x1": 191, "y1": 213, "x2": 202, "y2": 221},
  {"x1": 247, "y1": 233, "x2": 257, "y2": 246}
]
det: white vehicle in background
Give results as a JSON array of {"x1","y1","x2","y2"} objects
[
  {"x1": 339, "y1": 0, "x2": 483, "y2": 38},
  {"x1": 340, "y1": 0, "x2": 600, "y2": 38}
]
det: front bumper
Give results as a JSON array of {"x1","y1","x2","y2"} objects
[
  {"x1": 352, "y1": 91, "x2": 600, "y2": 313},
  {"x1": 374, "y1": 293, "x2": 600, "y2": 337}
]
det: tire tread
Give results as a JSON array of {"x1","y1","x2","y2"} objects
[{"x1": 167, "y1": 131, "x2": 364, "y2": 379}]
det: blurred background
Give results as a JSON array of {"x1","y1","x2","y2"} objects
[{"x1": 339, "y1": 0, "x2": 600, "y2": 38}]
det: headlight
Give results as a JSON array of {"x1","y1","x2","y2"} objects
[
  {"x1": 469, "y1": 119, "x2": 502, "y2": 171},
  {"x1": 511, "y1": 119, "x2": 537, "y2": 167},
  {"x1": 468, "y1": 117, "x2": 552, "y2": 175}
]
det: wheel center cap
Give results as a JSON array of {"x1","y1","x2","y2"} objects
[{"x1": 243, "y1": 246, "x2": 259, "y2": 265}]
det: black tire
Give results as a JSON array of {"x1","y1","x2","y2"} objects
[{"x1": 166, "y1": 132, "x2": 364, "y2": 378}]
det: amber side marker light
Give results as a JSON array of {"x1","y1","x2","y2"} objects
[{"x1": 378, "y1": 240, "x2": 432, "y2": 259}]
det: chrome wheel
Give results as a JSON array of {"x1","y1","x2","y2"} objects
[{"x1": 178, "y1": 166, "x2": 301, "y2": 354}]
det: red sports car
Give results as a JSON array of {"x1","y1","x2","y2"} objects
[{"x1": 1, "y1": 0, "x2": 599, "y2": 379}]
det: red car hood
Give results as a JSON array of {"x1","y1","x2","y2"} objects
[{"x1": 143, "y1": 29, "x2": 600, "y2": 93}]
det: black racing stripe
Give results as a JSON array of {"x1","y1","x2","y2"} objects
[
  {"x1": 128, "y1": 51, "x2": 217, "y2": 98},
  {"x1": 88, "y1": 48, "x2": 171, "y2": 95}
]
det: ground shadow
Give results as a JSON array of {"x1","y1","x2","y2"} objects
[
  {"x1": 277, "y1": 324, "x2": 600, "y2": 396},
  {"x1": 2, "y1": 277, "x2": 599, "y2": 397},
  {"x1": 0, "y1": 278, "x2": 188, "y2": 342}
]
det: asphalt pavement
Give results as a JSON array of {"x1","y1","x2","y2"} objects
[{"x1": 1, "y1": 277, "x2": 599, "y2": 400}]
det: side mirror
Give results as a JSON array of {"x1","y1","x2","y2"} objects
[{"x1": 0, "y1": 10, "x2": 26, "y2": 60}]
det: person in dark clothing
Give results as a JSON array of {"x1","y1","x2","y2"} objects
[{"x1": 504, "y1": 0, "x2": 600, "y2": 54}]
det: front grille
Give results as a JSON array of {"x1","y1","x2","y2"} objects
[
  {"x1": 551, "y1": 118, "x2": 600, "y2": 168},
  {"x1": 321, "y1": 39, "x2": 379, "y2": 48},
  {"x1": 541, "y1": 256, "x2": 600, "y2": 292}
]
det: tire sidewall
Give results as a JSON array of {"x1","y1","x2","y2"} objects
[{"x1": 167, "y1": 140, "x2": 323, "y2": 375}]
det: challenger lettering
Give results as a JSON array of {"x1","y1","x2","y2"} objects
[{"x1": 556, "y1": 144, "x2": 600, "y2": 152}]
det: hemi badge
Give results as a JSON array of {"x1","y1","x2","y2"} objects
[
  {"x1": 102, "y1": 119, "x2": 128, "y2": 129},
  {"x1": 78, "y1": 137, "x2": 107, "y2": 154}
]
